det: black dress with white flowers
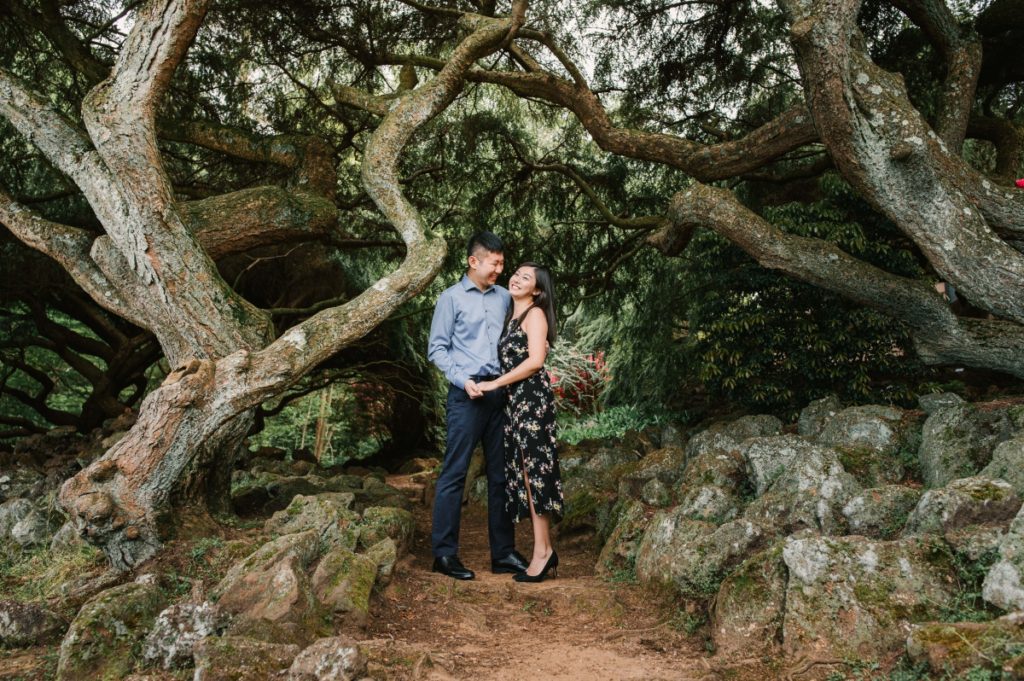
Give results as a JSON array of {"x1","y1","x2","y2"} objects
[{"x1": 499, "y1": 312, "x2": 563, "y2": 523}]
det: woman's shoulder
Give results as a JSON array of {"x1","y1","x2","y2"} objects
[{"x1": 521, "y1": 305, "x2": 547, "y2": 329}]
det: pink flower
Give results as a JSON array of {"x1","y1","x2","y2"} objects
[{"x1": 1017, "y1": 179, "x2": 1024, "y2": 188}]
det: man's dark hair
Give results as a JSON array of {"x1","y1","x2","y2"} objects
[{"x1": 466, "y1": 231, "x2": 503, "y2": 259}]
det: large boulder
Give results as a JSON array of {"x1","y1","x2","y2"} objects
[
  {"x1": 842, "y1": 486, "x2": 922, "y2": 539},
  {"x1": 739, "y1": 436, "x2": 841, "y2": 497},
  {"x1": 781, "y1": 534, "x2": 958, "y2": 660},
  {"x1": 56, "y1": 580, "x2": 167, "y2": 680},
  {"x1": 797, "y1": 395, "x2": 842, "y2": 438},
  {"x1": 288, "y1": 635, "x2": 367, "y2": 681},
  {"x1": 311, "y1": 546, "x2": 378, "y2": 629},
  {"x1": 981, "y1": 436, "x2": 1024, "y2": 497},
  {"x1": 594, "y1": 500, "x2": 648, "y2": 580},
  {"x1": 616, "y1": 447, "x2": 686, "y2": 500},
  {"x1": 815, "y1": 404, "x2": 905, "y2": 453},
  {"x1": 363, "y1": 538, "x2": 398, "y2": 588},
  {"x1": 917, "y1": 392, "x2": 964, "y2": 415},
  {"x1": 679, "y1": 447, "x2": 749, "y2": 493},
  {"x1": 903, "y1": 476, "x2": 1021, "y2": 537},
  {"x1": 11, "y1": 509, "x2": 54, "y2": 548},
  {"x1": 0, "y1": 468, "x2": 45, "y2": 503},
  {"x1": 983, "y1": 503, "x2": 1024, "y2": 611},
  {"x1": 721, "y1": 414, "x2": 784, "y2": 441},
  {"x1": 193, "y1": 636, "x2": 300, "y2": 681},
  {"x1": 918, "y1": 403, "x2": 1017, "y2": 488},
  {"x1": 675, "y1": 484, "x2": 741, "y2": 524},
  {"x1": 357, "y1": 506, "x2": 414, "y2": 555},
  {"x1": 0, "y1": 498, "x2": 33, "y2": 543},
  {"x1": 264, "y1": 493, "x2": 360, "y2": 551},
  {"x1": 0, "y1": 600, "x2": 66, "y2": 648},
  {"x1": 683, "y1": 430, "x2": 741, "y2": 468},
  {"x1": 141, "y1": 601, "x2": 226, "y2": 670},
  {"x1": 712, "y1": 543, "x2": 786, "y2": 657},
  {"x1": 635, "y1": 511, "x2": 769, "y2": 598},
  {"x1": 907, "y1": 613, "x2": 1024, "y2": 677},
  {"x1": 211, "y1": 530, "x2": 324, "y2": 646},
  {"x1": 743, "y1": 447, "x2": 861, "y2": 535},
  {"x1": 674, "y1": 446, "x2": 749, "y2": 523}
]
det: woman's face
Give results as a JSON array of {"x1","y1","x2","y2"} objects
[{"x1": 509, "y1": 266, "x2": 539, "y2": 299}]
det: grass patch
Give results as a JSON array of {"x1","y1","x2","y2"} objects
[{"x1": 0, "y1": 543, "x2": 105, "y2": 602}]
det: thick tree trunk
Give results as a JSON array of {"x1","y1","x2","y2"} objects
[{"x1": 22, "y1": 0, "x2": 528, "y2": 569}]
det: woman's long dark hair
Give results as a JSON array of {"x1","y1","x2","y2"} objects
[{"x1": 505, "y1": 262, "x2": 557, "y2": 346}]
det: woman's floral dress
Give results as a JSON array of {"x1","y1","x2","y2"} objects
[{"x1": 499, "y1": 313, "x2": 563, "y2": 523}]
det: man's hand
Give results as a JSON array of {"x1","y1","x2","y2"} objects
[{"x1": 464, "y1": 379, "x2": 484, "y2": 399}]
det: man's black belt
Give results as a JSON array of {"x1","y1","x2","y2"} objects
[{"x1": 470, "y1": 374, "x2": 499, "y2": 381}]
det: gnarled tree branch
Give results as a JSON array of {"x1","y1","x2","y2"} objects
[{"x1": 662, "y1": 182, "x2": 1024, "y2": 377}]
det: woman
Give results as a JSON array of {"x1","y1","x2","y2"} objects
[{"x1": 478, "y1": 263, "x2": 563, "y2": 582}]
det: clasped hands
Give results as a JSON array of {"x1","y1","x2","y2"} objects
[{"x1": 464, "y1": 379, "x2": 498, "y2": 399}]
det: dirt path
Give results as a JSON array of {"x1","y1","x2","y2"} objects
[{"x1": 364, "y1": 475, "x2": 713, "y2": 680}]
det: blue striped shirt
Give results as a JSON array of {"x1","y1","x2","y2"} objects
[{"x1": 427, "y1": 275, "x2": 511, "y2": 389}]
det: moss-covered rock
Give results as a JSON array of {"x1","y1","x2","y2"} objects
[
  {"x1": 594, "y1": 500, "x2": 648, "y2": 580},
  {"x1": 907, "y1": 613, "x2": 1024, "y2": 676},
  {"x1": 141, "y1": 601, "x2": 226, "y2": 670},
  {"x1": 288, "y1": 635, "x2": 367, "y2": 680},
  {"x1": 616, "y1": 447, "x2": 686, "y2": 500},
  {"x1": 635, "y1": 511, "x2": 770, "y2": 599},
  {"x1": 363, "y1": 538, "x2": 397, "y2": 588},
  {"x1": 56, "y1": 580, "x2": 167, "y2": 680},
  {"x1": 311, "y1": 546, "x2": 378, "y2": 629},
  {"x1": 743, "y1": 449, "x2": 860, "y2": 536},
  {"x1": 192, "y1": 635, "x2": 300, "y2": 681},
  {"x1": 815, "y1": 405, "x2": 906, "y2": 452},
  {"x1": 984, "y1": 503, "x2": 1024, "y2": 611},
  {"x1": 713, "y1": 542, "x2": 786, "y2": 656},
  {"x1": 903, "y1": 476, "x2": 1021, "y2": 537},
  {"x1": 0, "y1": 600, "x2": 66, "y2": 648},
  {"x1": 675, "y1": 485, "x2": 741, "y2": 524},
  {"x1": 211, "y1": 530, "x2": 324, "y2": 646},
  {"x1": 981, "y1": 436, "x2": 1024, "y2": 497},
  {"x1": 559, "y1": 487, "x2": 608, "y2": 533},
  {"x1": 918, "y1": 403, "x2": 1016, "y2": 489},
  {"x1": 264, "y1": 493, "x2": 360, "y2": 551},
  {"x1": 357, "y1": 506, "x2": 413, "y2": 555},
  {"x1": 721, "y1": 414, "x2": 784, "y2": 441},
  {"x1": 797, "y1": 395, "x2": 842, "y2": 438},
  {"x1": 739, "y1": 435, "x2": 844, "y2": 498},
  {"x1": 842, "y1": 486, "x2": 922, "y2": 539},
  {"x1": 781, "y1": 534, "x2": 959, "y2": 661}
]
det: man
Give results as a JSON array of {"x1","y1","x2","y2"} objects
[{"x1": 426, "y1": 231, "x2": 528, "y2": 580}]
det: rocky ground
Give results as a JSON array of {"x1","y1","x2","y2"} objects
[{"x1": 4, "y1": 392, "x2": 1024, "y2": 679}]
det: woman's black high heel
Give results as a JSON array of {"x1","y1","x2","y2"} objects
[{"x1": 514, "y1": 550, "x2": 558, "y2": 582}]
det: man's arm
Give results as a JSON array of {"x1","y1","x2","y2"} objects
[{"x1": 427, "y1": 291, "x2": 471, "y2": 390}]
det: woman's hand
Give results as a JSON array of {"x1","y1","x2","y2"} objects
[{"x1": 477, "y1": 380, "x2": 497, "y2": 392}]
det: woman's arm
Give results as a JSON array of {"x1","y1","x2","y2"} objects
[{"x1": 479, "y1": 308, "x2": 548, "y2": 391}]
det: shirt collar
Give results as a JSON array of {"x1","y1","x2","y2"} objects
[{"x1": 461, "y1": 274, "x2": 494, "y2": 293}]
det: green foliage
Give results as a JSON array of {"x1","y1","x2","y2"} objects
[
  {"x1": 558, "y1": 405, "x2": 677, "y2": 445},
  {"x1": 681, "y1": 175, "x2": 935, "y2": 413}
]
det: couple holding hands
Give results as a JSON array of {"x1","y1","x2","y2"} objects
[{"x1": 427, "y1": 232, "x2": 563, "y2": 583}]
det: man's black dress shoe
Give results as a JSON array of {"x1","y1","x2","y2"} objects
[
  {"x1": 432, "y1": 555, "x2": 474, "y2": 580},
  {"x1": 491, "y1": 550, "x2": 529, "y2": 574}
]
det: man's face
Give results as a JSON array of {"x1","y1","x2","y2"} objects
[{"x1": 468, "y1": 249, "x2": 504, "y2": 288}]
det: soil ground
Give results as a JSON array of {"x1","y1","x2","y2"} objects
[{"x1": 362, "y1": 474, "x2": 717, "y2": 680}]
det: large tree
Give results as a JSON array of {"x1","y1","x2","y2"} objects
[
  {"x1": 1, "y1": 0, "x2": 1022, "y2": 569},
  {"x1": 0, "y1": 0, "x2": 526, "y2": 569}
]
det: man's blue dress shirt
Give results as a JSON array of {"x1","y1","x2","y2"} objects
[{"x1": 428, "y1": 275, "x2": 511, "y2": 389}]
